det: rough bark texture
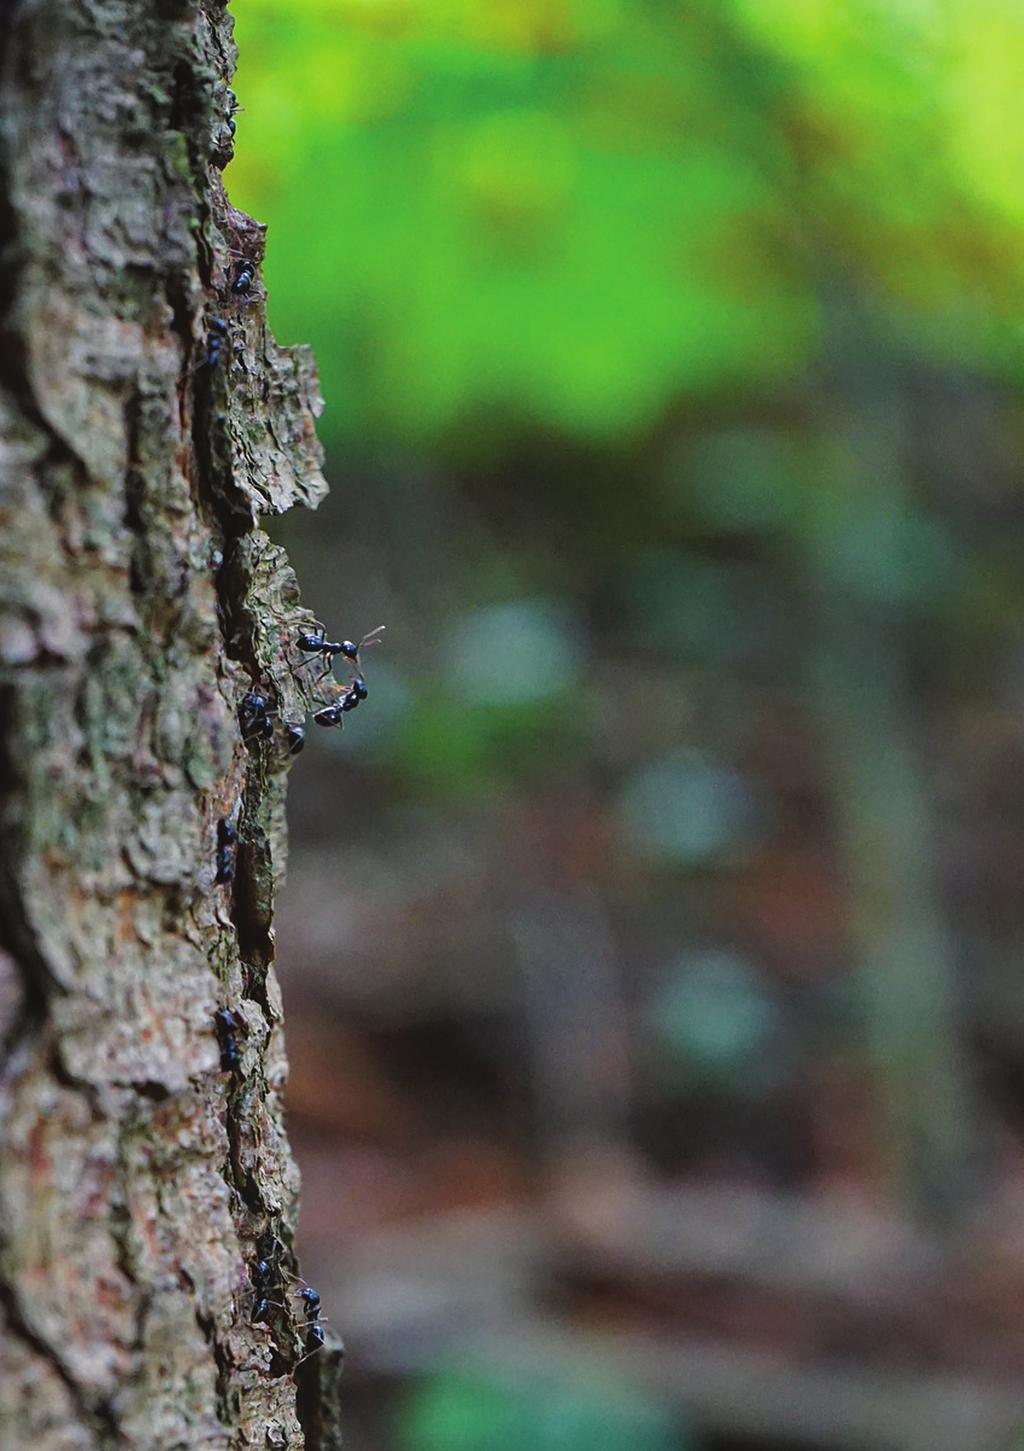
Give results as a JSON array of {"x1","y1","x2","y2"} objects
[{"x1": 0, "y1": 3, "x2": 342, "y2": 1447}]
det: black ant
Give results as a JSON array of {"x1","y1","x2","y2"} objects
[
  {"x1": 239, "y1": 691, "x2": 306, "y2": 756},
  {"x1": 312, "y1": 701, "x2": 344, "y2": 729},
  {"x1": 214, "y1": 819, "x2": 237, "y2": 883},
  {"x1": 231, "y1": 259, "x2": 256, "y2": 295},
  {"x1": 205, "y1": 316, "x2": 228, "y2": 367},
  {"x1": 226, "y1": 91, "x2": 243, "y2": 139},
  {"x1": 249, "y1": 1233, "x2": 293, "y2": 1326},
  {"x1": 297, "y1": 1286, "x2": 321, "y2": 1320},
  {"x1": 251, "y1": 1256, "x2": 278, "y2": 1324},
  {"x1": 248, "y1": 1255, "x2": 339, "y2": 1370},
  {"x1": 312, "y1": 681, "x2": 364, "y2": 728},
  {"x1": 290, "y1": 1279, "x2": 333, "y2": 1368},
  {"x1": 184, "y1": 318, "x2": 228, "y2": 379},
  {"x1": 249, "y1": 1254, "x2": 330, "y2": 1365},
  {"x1": 296, "y1": 624, "x2": 385, "y2": 683},
  {"x1": 214, "y1": 1007, "x2": 244, "y2": 1072},
  {"x1": 239, "y1": 690, "x2": 274, "y2": 742},
  {"x1": 301, "y1": 1322, "x2": 327, "y2": 1363},
  {"x1": 275, "y1": 1269, "x2": 321, "y2": 1324}
]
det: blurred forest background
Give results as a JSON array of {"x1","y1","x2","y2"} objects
[{"x1": 230, "y1": 2, "x2": 1024, "y2": 1447}]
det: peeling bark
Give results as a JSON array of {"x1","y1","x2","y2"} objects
[{"x1": 0, "y1": 3, "x2": 340, "y2": 1447}]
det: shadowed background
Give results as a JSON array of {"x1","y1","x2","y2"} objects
[{"x1": 230, "y1": 3, "x2": 1024, "y2": 1447}]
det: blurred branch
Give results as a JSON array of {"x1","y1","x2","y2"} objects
[
  {"x1": 457, "y1": 1325, "x2": 1024, "y2": 1451},
  {"x1": 808, "y1": 378, "x2": 975, "y2": 1228},
  {"x1": 317, "y1": 1183, "x2": 1024, "y2": 1448},
  {"x1": 511, "y1": 886, "x2": 633, "y2": 1153}
]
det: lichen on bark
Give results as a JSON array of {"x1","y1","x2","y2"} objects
[{"x1": 0, "y1": 3, "x2": 339, "y2": 1447}]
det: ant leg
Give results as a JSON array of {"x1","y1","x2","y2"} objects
[
  {"x1": 277, "y1": 1268, "x2": 316, "y2": 1291},
  {"x1": 312, "y1": 653, "x2": 335, "y2": 689},
  {"x1": 290, "y1": 625, "x2": 335, "y2": 702},
  {"x1": 290, "y1": 658, "x2": 334, "y2": 716}
]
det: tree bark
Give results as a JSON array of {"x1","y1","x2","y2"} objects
[{"x1": 0, "y1": 3, "x2": 341, "y2": 1446}]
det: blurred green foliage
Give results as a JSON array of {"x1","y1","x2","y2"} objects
[
  {"x1": 238, "y1": 8, "x2": 1024, "y2": 1440},
  {"x1": 232, "y1": 0, "x2": 1024, "y2": 452}
]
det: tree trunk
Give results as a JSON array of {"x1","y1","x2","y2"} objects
[{"x1": 0, "y1": 3, "x2": 341, "y2": 1447}]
